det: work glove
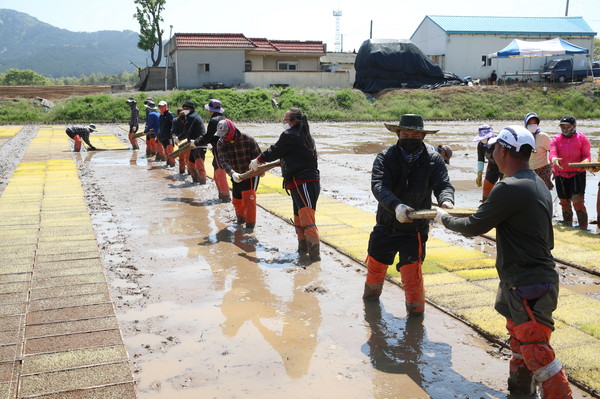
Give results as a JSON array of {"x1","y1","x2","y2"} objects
[
  {"x1": 249, "y1": 158, "x2": 260, "y2": 171},
  {"x1": 475, "y1": 171, "x2": 483, "y2": 187},
  {"x1": 189, "y1": 141, "x2": 196, "y2": 149},
  {"x1": 440, "y1": 201, "x2": 454, "y2": 209},
  {"x1": 552, "y1": 157, "x2": 563, "y2": 169},
  {"x1": 394, "y1": 203, "x2": 414, "y2": 223},
  {"x1": 88, "y1": 146, "x2": 97, "y2": 151},
  {"x1": 232, "y1": 172, "x2": 242, "y2": 183},
  {"x1": 173, "y1": 136, "x2": 180, "y2": 146},
  {"x1": 434, "y1": 207, "x2": 449, "y2": 224}
]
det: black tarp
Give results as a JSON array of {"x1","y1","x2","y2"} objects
[{"x1": 353, "y1": 39, "x2": 448, "y2": 93}]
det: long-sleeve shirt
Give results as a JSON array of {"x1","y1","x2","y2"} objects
[
  {"x1": 549, "y1": 132, "x2": 591, "y2": 178},
  {"x1": 66, "y1": 126, "x2": 93, "y2": 147},
  {"x1": 217, "y1": 130, "x2": 262, "y2": 176},
  {"x1": 530, "y1": 131, "x2": 551, "y2": 170},
  {"x1": 180, "y1": 111, "x2": 206, "y2": 143},
  {"x1": 441, "y1": 168, "x2": 557, "y2": 287},
  {"x1": 129, "y1": 106, "x2": 140, "y2": 128},
  {"x1": 144, "y1": 110, "x2": 160, "y2": 135}
]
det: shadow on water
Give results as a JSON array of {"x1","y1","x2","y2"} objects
[
  {"x1": 363, "y1": 301, "x2": 506, "y2": 399},
  {"x1": 162, "y1": 196, "x2": 221, "y2": 207}
]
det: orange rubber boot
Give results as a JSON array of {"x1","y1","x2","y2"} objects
[
  {"x1": 242, "y1": 190, "x2": 257, "y2": 229},
  {"x1": 506, "y1": 319, "x2": 536, "y2": 396},
  {"x1": 232, "y1": 197, "x2": 246, "y2": 225},
  {"x1": 166, "y1": 144, "x2": 175, "y2": 166},
  {"x1": 294, "y1": 215, "x2": 307, "y2": 253},
  {"x1": 128, "y1": 133, "x2": 139, "y2": 150},
  {"x1": 399, "y1": 262, "x2": 425, "y2": 315},
  {"x1": 195, "y1": 158, "x2": 206, "y2": 183},
  {"x1": 179, "y1": 153, "x2": 188, "y2": 174},
  {"x1": 298, "y1": 207, "x2": 320, "y2": 261},
  {"x1": 363, "y1": 255, "x2": 388, "y2": 301},
  {"x1": 214, "y1": 168, "x2": 230, "y2": 201},
  {"x1": 514, "y1": 320, "x2": 572, "y2": 399},
  {"x1": 482, "y1": 179, "x2": 495, "y2": 202},
  {"x1": 73, "y1": 135, "x2": 82, "y2": 152}
]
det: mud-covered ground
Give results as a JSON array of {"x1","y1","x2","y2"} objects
[{"x1": 6, "y1": 121, "x2": 598, "y2": 398}]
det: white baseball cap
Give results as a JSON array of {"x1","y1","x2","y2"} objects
[{"x1": 488, "y1": 125, "x2": 536, "y2": 153}]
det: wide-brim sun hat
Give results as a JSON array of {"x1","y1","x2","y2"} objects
[
  {"x1": 472, "y1": 124, "x2": 495, "y2": 142},
  {"x1": 384, "y1": 114, "x2": 439, "y2": 134},
  {"x1": 204, "y1": 99, "x2": 225, "y2": 113}
]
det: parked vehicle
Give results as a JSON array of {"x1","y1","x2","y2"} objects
[{"x1": 542, "y1": 59, "x2": 600, "y2": 83}]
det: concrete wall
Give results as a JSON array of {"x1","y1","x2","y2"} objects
[
  {"x1": 140, "y1": 67, "x2": 175, "y2": 90},
  {"x1": 173, "y1": 49, "x2": 245, "y2": 89},
  {"x1": 259, "y1": 55, "x2": 320, "y2": 70},
  {"x1": 244, "y1": 71, "x2": 351, "y2": 88}
]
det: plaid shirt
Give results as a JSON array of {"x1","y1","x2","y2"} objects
[
  {"x1": 66, "y1": 125, "x2": 93, "y2": 147},
  {"x1": 217, "y1": 130, "x2": 261, "y2": 176},
  {"x1": 129, "y1": 106, "x2": 140, "y2": 128}
]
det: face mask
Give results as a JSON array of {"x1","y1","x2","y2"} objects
[
  {"x1": 283, "y1": 123, "x2": 291, "y2": 130},
  {"x1": 526, "y1": 124, "x2": 538, "y2": 133},
  {"x1": 398, "y1": 138, "x2": 422, "y2": 153},
  {"x1": 560, "y1": 126, "x2": 575, "y2": 137},
  {"x1": 224, "y1": 129, "x2": 236, "y2": 142}
]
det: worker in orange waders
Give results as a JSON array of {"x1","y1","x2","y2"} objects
[
  {"x1": 249, "y1": 108, "x2": 321, "y2": 262},
  {"x1": 216, "y1": 119, "x2": 262, "y2": 230},
  {"x1": 170, "y1": 108, "x2": 189, "y2": 174},
  {"x1": 437, "y1": 126, "x2": 572, "y2": 398},
  {"x1": 126, "y1": 97, "x2": 140, "y2": 150},
  {"x1": 362, "y1": 114, "x2": 454, "y2": 316},
  {"x1": 66, "y1": 124, "x2": 97, "y2": 152}
]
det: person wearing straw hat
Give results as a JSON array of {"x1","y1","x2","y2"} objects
[
  {"x1": 436, "y1": 126, "x2": 573, "y2": 398},
  {"x1": 65, "y1": 124, "x2": 97, "y2": 152},
  {"x1": 362, "y1": 114, "x2": 455, "y2": 316}
]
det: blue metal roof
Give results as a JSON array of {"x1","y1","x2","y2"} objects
[{"x1": 426, "y1": 16, "x2": 596, "y2": 36}]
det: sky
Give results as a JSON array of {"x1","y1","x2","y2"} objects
[{"x1": 1, "y1": 0, "x2": 599, "y2": 55}]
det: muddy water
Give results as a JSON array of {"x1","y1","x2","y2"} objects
[{"x1": 82, "y1": 122, "x2": 595, "y2": 398}]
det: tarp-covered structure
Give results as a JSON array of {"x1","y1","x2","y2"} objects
[
  {"x1": 488, "y1": 37, "x2": 589, "y2": 58},
  {"x1": 353, "y1": 39, "x2": 451, "y2": 93}
]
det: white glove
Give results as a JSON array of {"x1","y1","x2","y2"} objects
[
  {"x1": 188, "y1": 141, "x2": 196, "y2": 149},
  {"x1": 249, "y1": 158, "x2": 260, "y2": 171},
  {"x1": 441, "y1": 200, "x2": 454, "y2": 209},
  {"x1": 395, "y1": 204, "x2": 414, "y2": 223},
  {"x1": 173, "y1": 137, "x2": 180, "y2": 146},
  {"x1": 232, "y1": 172, "x2": 242, "y2": 183},
  {"x1": 434, "y1": 207, "x2": 449, "y2": 224},
  {"x1": 551, "y1": 158, "x2": 563, "y2": 169}
]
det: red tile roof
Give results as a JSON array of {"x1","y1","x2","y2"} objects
[
  {"x1": 269, "y1": 40, "x2": 325, "y2": 54},
  {"x1": 175, "y1": 33, "x2": 256, "y2": 49},
  {"x1": 174, "y1": 33, "x2": 324, "y2": 54}
]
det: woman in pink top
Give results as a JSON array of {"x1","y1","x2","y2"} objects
[
  {"x1": 524, "y1": 112, "x2": 553, "y2": 190},
  {"x1": 549, "y1": 115, "x2": 592, "y2": 229}
]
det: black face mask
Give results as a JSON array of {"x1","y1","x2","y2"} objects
[{"x1": 398, "y1": 138, "x2": 422, "y2": 153}]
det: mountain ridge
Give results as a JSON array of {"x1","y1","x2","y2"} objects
[{"x1": 0, "y1": 8, "x2": 149, "y2": 77}]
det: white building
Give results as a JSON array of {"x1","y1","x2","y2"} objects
[{"x1": 410, "y1": 16, "x2": 597, "y2": 82}]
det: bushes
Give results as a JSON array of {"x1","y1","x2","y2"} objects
[{"x1": 2, "y1": 85, "x2": 600, "y2": 124}]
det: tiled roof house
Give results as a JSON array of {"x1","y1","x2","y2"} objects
[{"x1": 163, "y1": 33, "x2": 350, "y2": 89}]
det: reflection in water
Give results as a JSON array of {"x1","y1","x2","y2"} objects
[
  {"x1": 214, "y1": 223, "x2": 322, "y2": 379},
  {"x1": 363, "y1": 302, "x2": 505, "y2": 399},
  {"x1": 130, "y1": 149, "x2": 138, "y2": 165}
]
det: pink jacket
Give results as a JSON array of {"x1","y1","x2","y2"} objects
[{"x1": 549, "y1": 132, "x2": 591, "y2": 177}]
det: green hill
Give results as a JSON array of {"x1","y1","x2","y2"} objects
[{"x1": 0, "y1": 8, "x2": 148, "y2": 77}]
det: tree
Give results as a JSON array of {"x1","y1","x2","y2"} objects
[
  {"x1": 134, "y1": 0, "x2": 166, "y2": 67},
  {"x1": 594, "y1": 38, "x2": 600, "y2": 61},
  {"x1": 0, "y1": 68, "x2": 50, "y2": 85}
]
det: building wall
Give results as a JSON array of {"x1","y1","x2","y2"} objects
[
  {"x1": 260, "y1": 55, "x2": 320, "y2": 70},
  {"x1": 244, "y1": 71, "x2": 351, "y2": 88},
  {"x1": 444, "y1": 34, "x2": 594, "y2": 81},
  {"x1": 173, "y1": 49, "x2": 245, "y2": 89},
  {"x1": 411, "y1": 25, "x2": 595, "y2": 81}
]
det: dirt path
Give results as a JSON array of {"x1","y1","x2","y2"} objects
[{"x1": 75, "y1": 122, "x2": 597, "y2": 398}]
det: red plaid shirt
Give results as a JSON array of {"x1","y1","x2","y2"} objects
[{"x1": 217, "y1": 130, "x2": 262, "y2": 175}]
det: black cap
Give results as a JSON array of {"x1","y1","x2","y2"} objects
[
  {"x1": 559, "y1": 115, "x2": 576, "y2": 126},
  {"x1": 182, "y1": 100, "x2": 196, "y2": 109}
]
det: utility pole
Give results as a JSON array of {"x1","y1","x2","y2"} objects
[
  {"x1": 164, "y1": 25, "x2": 173, "y2": 90},
  {"x1": 565, "y1": 0, "x2": 569, "y2": 16}
]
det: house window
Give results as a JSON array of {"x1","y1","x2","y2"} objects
[
  {"x1": 198, "y1": 63, "x2": 210, "y2": 72},
  {"x1": 277, "y1": 61, "x2": 298, "y2": 71},
  {"x1": 245, "y1": 60, "x2": 252, "y2": 72},
  {"x1": 481, "y1": 55, "x2": 492, "y2": 67}
]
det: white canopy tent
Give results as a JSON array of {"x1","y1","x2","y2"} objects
[{"x1": 488, "y1": 37, "x2": 591, "y2": 82}]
